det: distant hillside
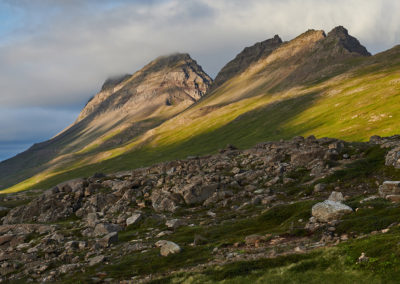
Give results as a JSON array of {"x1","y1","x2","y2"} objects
[{"x1": 2, "y1": 26, "x2": 400, "y2": 194}]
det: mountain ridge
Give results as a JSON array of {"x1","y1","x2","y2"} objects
[{"x1": 2, "y1": 26, "x2": 400, "y2": 194}]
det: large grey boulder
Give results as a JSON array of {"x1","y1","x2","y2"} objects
[
  {"x1": 312, "y1": 200, "x2": 353, "y2": 222},
  {"x1": 181, "y1": 183, "x2": 218, "y2": 205},
  {"x1": 151, "y1": 190, "x2": 181, "y2": 212}
]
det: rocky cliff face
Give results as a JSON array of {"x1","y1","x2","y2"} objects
[
  {"x1": 210, "y1": 26, "x2": 370, "y2": 93},
  {"x1": 77, "y1": 53, "x2": 211, "y2": 123},
  {"x1": 325, "y1": 26, "x2": 371, "y2": 56},
  {"x1": 211, "y1": 35, "x2": 283, "y2": 90}
]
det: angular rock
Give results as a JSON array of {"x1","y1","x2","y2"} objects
[
  {"x1": 93, "y1": 223, "x2": 122, "y2": 237},
  {"x1": 314, "y1": 183, "x2": 326, "y2": 193},
  {"x1": 165, "y1": 219, "x2": 185, "y2": 229},
  {"x1": 181, "y1": 183, "x2": 218, "y2": 205},
  {"x1": 328, "y1": 191, "x2": 344, "y2": 202},
  {"x1": 98, "y1": 232, "x2": 118, "y2": 248},
  {"x1": 126, "y1": 213, "x2": 143, "y2": 227},
  {"x1": 312, "y1": 200, "x2": 353, "y2": 222},
  {"x1": 89, "y1": 255, "x2": 106, "y2": 266},
  {"x1": 379, "y1": 181, "x2": 400, "y2": 198}
]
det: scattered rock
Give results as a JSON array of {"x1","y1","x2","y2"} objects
[
  {"x1": 245, "y1": 234, "x2": 265, "y2": 246},
  {"x1": 89, "y1": 255, "x2": 106, "y2": 267},
  {"x1": 328, "y1": 191, "x2": 344, "y2": 202},
  {"x1": 358, "y1": 252, "x2": 369, "y2": 263},
  {"x1": 126, "y1": 213, "x2": 143, "y2": 227},
  {"x1": 155, "y1": 240, "x2": 182, "y2": 256},
  {"x1": 94, "y1": 223, "x2": 122, "y2": 237},
  {"x1": 165, "y1": 219, "x2": 185, "y2": 230},
  {"x1": 98, "y1": 232, "x2": 118, "y2": 248}
]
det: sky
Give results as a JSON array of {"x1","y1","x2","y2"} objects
[{"x1": 0, "y1": 0, "x2": 399, "y2": 162}]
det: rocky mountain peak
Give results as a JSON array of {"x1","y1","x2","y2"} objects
[
  {"x1": 211, "y1": 35, "x2": 283, "y2": 90},
  {"x1": 326, "y1": 25, "x2": 371, "y2": 56},
  {"x1": 76, "y1": 52, "x2": 212, "y2": 123},
  {"x1": 101, "y1": 74, "x2": 131, "y2": 92}
]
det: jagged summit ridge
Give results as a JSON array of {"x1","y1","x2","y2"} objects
[
  {"x1": 212, "y1": 35, "x2": 283, "y2": 89},
  {"x1": 326, "y1": 26, "x2": 371, "y2": 56}
]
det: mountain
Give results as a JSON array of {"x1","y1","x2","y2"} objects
[
  {"x1": 2, "y1": 26, "x2": 400, "y2": 194},
  {"x1": 211, "y1": 34, "x2": 283, "y2": 90},
  {"x1": 0, "y1": 53, "x2": 211, "y2": 190}
]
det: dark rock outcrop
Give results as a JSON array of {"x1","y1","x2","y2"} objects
[{"x1": 211, "y1": 35, "x2": 283, "y2": 90}]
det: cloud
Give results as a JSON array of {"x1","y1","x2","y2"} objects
[
  {"x1": 1, "y1": 0, "x2": 399, "y2": 108},
  {"x1": 0, "y1": 0, "x2": 399, "y2": 159}
]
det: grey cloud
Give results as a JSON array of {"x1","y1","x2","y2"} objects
[{"x1": 1, "y1": 0, "x2": 399, "y2": 108}]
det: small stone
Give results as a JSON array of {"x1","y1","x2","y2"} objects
[
  {"x1": 328, "y1": 191, "x2": 344, "y2": 202},
  {"x1": 207, "y1": 211, "x2": 216, "y2": 218},
  {"x1": 165, "y1": 219, "x2": 185, "y2": 229},
  {"x1": 98, "y1": 232, "x2": 118, "y2": 248},
  {"x1": 126, "y1": 213, "x2": 143, "y2": 227},
  {"x1": 94, "y1": 223, "x2": 122, "y2": 237},
  {"x1": 358, "y1": 252, "x2": 369, "y2": 263},
  {"x1": 89, "y1": 255, "x2": 105, "y2": 266},
  {"x1": 156, "y1": 231, "x2": 173, "y2": 238},
  {"x1": 245, "y1": 234, "x2": 265, "y2": 246},
  {"x1": 231, "y1": 167, "x2": 241, "y2": 175},
  {"x1": 155, "y1": 240, "x2": 182, "y2": 256}
]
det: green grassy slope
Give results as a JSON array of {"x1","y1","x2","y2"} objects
[{"x1": 3, "y1": 32, "x2": 400, "y2": 193}]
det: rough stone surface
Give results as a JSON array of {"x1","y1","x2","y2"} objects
[
  {"x1": 126, "y1": 213, "x2": 143, "y2": 227},
  {"x1": 155, "y1": 240, "x2": 182, "y2": 256},
  {"x1": 312, "y1": 200, "x2": 353, "y2": 222},
  {"x1": 328, "y1": 191, "x2": 344, "y2": 202},
  {"x1": 93, "y1": 223, "x2": 122, "y2": 237}
]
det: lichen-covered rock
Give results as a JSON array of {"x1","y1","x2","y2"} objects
[{"x1": 312, "y1": 200, "x2": 353, "y2": 222}]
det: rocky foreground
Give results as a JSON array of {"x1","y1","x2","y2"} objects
[{"x1": 2, "y1": 135, "x2": 400, "y2": 282}]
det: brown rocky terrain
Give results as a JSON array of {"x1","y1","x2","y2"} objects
[{"x1": 1, "y1": 135, "x2": 400, "y2": 282}]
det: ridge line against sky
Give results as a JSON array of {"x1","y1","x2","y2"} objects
[{"x1": 0, "y1": 0, "x2": 399, "y2": 162}]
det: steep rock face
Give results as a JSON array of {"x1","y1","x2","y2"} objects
[
  {"x1": 325, "y1": 26, "x2": 370, "y2": 56},
  {"x1": 100, "y1": 74, "x2": 131, "y2": 92},
  {"x1": 211, "y1": 35, "x2": 283, "y2": 90},
  {"x1": 77, "y1": 53, "x2": 211, "y2": 122}
]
